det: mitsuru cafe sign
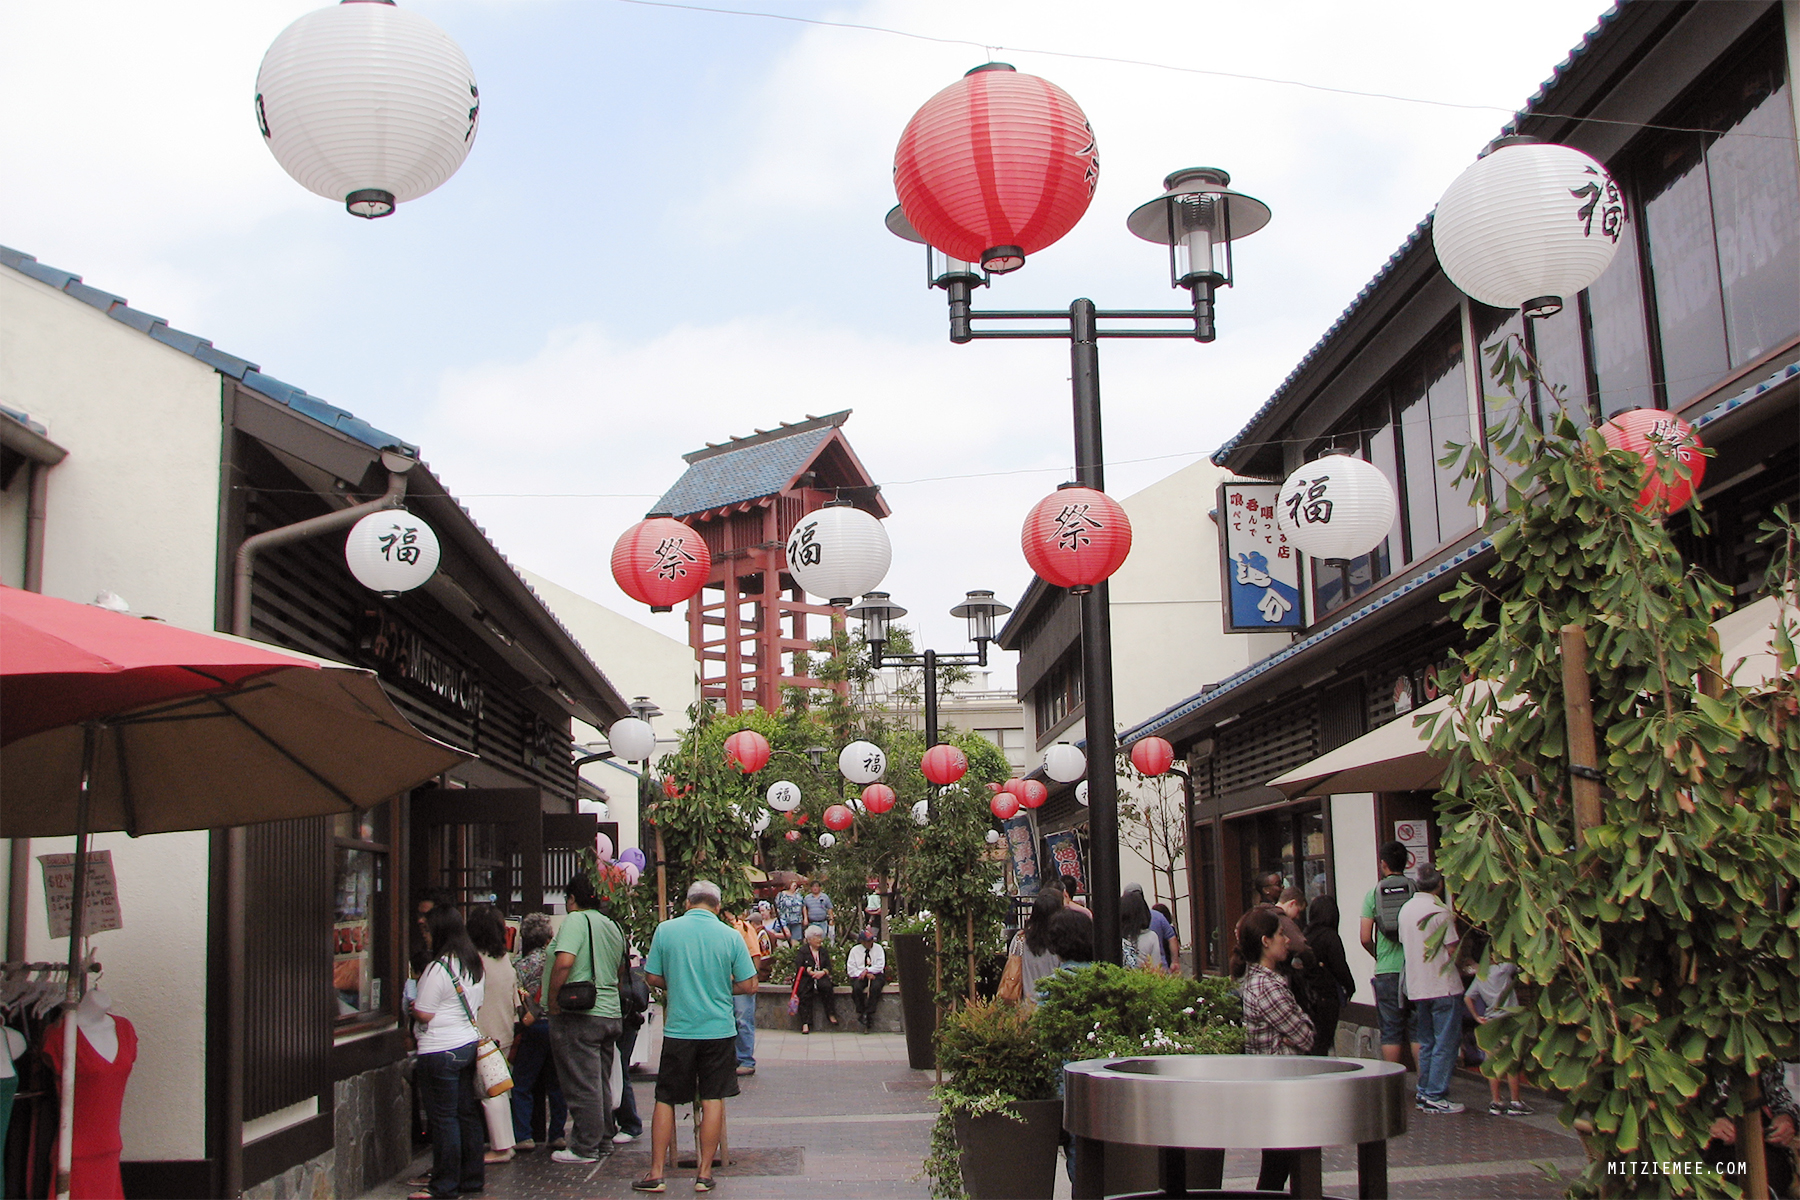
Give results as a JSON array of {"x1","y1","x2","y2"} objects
[{"x1": 357, "y1": 607, "x2": 484, "y2": 717}]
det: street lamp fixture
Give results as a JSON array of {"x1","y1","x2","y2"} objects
[
  {"x1": 846, "y1": 589, "x2": 1011, "y2": 750},
  {"x1": 887, "y1": 156, "x2": 1267, "y2": 967},
  {"x1": 949, "y1": 589, "x2": 1007, "y2": 647}
]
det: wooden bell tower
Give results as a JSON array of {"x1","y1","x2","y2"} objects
[{"x1": 652, "y1": 411, "x2": 889, "y2": 714}]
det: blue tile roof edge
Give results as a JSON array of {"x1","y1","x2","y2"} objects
[
  {"x1": 1129, "y1": 349, "x2": 1799, "y2": 745},
  {"x1": 1209, "y1": 3, "x2": 1623, "y2": 469},
  {"x1": 0, "y1": 244, "x2": 416, "y2": 455}
]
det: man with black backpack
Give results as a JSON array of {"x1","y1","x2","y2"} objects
[{"x1": 1359, "y1": 840, "x2": 1416, "y2": 1067}]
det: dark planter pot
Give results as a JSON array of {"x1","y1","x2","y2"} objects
[
  {"x1": 892, "y1": 933, "x2": 936, "y2": 1070},
  {"x1": 952, "y1": 1097, "x2": 1062, "y2": 1200}
]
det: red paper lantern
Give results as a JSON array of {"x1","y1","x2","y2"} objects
[
  {"x1": 893, "y1": 63, "x2": 1098, "y2": 274},
  {"x1": 724, "y1": 729, "x2": 771, "y2": 773},
  {"x1": 861, "y1": 783, "x2": 896, "y2": 814},
  {"x1": 1022, "y1": 486, "x2": 1132, "y2": 591},
  {"x1": 921, "y1": 743, "x2": 969, "y2": 786},
  {"x1": 990, "y1": 791, "x2": 1021, "y2": 820},
  {"x1": 1600, "y1": 409, "x2": 1706, "y2": 514},
  {"x1": 611, "y1": 516, "x2": 711, "y2": 611},
  {"x1": 1130, "y1": 736, "x2": 1175, "y2": 777},
  {"x1": 1000, "y1": 778, "x2": 1027, "y2": 798},
  {"x1": 785, "y1": 829, "x2": 800, "y2": 842},
  {"x1": 1019, "y1": 779, "x2": 1047, "y2": 809},
  {"x1": 823, "y1": 803, "x2": 855, "y2": 831}
]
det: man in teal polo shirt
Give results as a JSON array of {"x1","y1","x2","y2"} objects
[{"x1": 633, "y1": 880, "x2": 757, "y2": 1194}]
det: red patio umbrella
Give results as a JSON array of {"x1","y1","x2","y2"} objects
[{"x1": 0, "y1": 585, "x2": 467, "y2": 1199}]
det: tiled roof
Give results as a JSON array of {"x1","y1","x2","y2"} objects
[
  {"x1": 0, "y1": 245, "x2": 415, "y2": 455},
  {"x1": 1209, "y1": 3, "x2": 1624, "y2": 469},
  {"x1": 653, "y1": 413, "x2": 848, "y2": 518}
]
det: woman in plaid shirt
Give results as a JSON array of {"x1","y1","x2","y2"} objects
[{"x1": 1231, "y1": 907, "x2": 1316, "y2": 1195}]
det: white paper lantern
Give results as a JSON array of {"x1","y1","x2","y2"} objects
[
  {"x1": 1076, "y1": 780, "x2": 1089, "y2": 806},
  {"x1": 345, "y1": 510, "x2": 441, "y2": 595},
  {"x1": 750, "y1": 809, "x2": 771, "y2": 835},
  {"x1": 766, "y1": 780, "x2": 802, "y2": 812},
  {"x1": 1433, "y1": 139, "x2": 1625, "y2": 318},
  {"x1": 255, "y1": 1, "x2": 479, "y2": 218},
  {"x1": 850, "y1": 798, "x2": 867, "y2": 816},
  {"x1": 785, "y1": 503, "x2": 892, "y2": 605},
  {"x1": 839, "y1": 741, "x2": 887, "y2": 784},
  {"x1": 818, "y1": 832, "x2": 837, "y2": 849},
  {"x1": 1276, "y1": 455, "x2": 1397, "y2": 563},
  {"x1": 608, "y1": 717, "x2": 656, "y2": 762},
  {"x1": 985, "y1": 829, "x2": 1001, "y2": 845},
  {"x1": 1043, "y1": 743, "x2": 1086, "y2": 783},
  {"x1": 911, "y1": 799, "x2": 930, "y2": 826}
]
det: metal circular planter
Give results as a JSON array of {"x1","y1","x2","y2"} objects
[{"x1": 1062, "y1": 1055, "x2": 1409, "y2": 1199}]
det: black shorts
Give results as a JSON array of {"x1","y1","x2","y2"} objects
[{"x1": 654, "y1": 1036, "x2": 740, "y2": 1106}]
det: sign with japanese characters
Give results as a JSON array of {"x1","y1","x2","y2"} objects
[{"x1": 1218, "y1": 482, "x2": 1302, "y2": 631}]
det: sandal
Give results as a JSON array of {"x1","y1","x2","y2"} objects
[
  {"x1": 800, "y1": 1024, "x2": 809, "y2": 1034},
  {"x1": 694, "y1": 1178, "x2": 716, "y2": 1194},
  {"x1": 631, "y1": 1177, "x2": 667, "y2": 1193},
  {"x1": 407, "y1": 1192, "x2": 437, "y2": 1200}
]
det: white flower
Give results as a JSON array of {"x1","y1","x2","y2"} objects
[
  {"x1": 1086, "y1": 1031, "x2": 1097, "y2": 1042},
  {"x1": 1181, "y1": 1006, "x2": 1195, "y2": 1016}
]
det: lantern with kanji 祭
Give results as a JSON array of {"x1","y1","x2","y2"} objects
[
  {"x1": 1600, "y1": 409, "x2": 1706, "y2": 514},
  {"x1": 991, "y1": 791, "x2": 1021, "y2": 820},
  {"x1": 724, "y1": 730, "x2": 771, "y2": 773},
  {"x1": 1130, "y1": 736, "x2": 1175, "y2": 777},
  {"x1": 893, "y1": 63, "x2": 1099, "y2": 275},
  {"x1": 860, "y1": 783, "x2": 896, "y2": 814},
  {"x1": 920, "y1": 743, "x2": 968, "y2": 786},
  {"x1": 1275, "y1": 455, "x2": 1397, "y2": 563},
  {"x1": 611, "y1": 515, "x2": 710, "y2": 612},
  {"x1": 823, "y1": 804, "x2": 855, "y2": 832},
  {"x1": 1022, "y1": 484, "x2": 1132, "y2": 592},
  {"x1": 1019, "y1": 779, "x2": 1047, "y2": 809}
]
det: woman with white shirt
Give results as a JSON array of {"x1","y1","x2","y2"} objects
[{"x1": 411, "y1": 905, "x2": 488, "y2": 1200}]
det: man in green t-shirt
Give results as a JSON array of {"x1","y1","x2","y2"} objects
[
  {"x1": 545, "y1": 874, "x2": 626, "y2": 1164},
  {"x1": 1358, "y1": 840, "x2": 1416, "y2": 1066},
  {"x1": 633, "y1": 880, "x2": 757, "y2": 1194}
]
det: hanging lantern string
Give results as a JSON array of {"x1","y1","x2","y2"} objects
[{"x1": 606, "y1": 0, "x2": 1793, "y2": 143}]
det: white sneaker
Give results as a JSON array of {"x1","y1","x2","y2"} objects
[
  {"x1": 613, "y1": 1130, "x2": 637, "y2": 1144},
  {"x1": 552, "y1": 1148, "x2": 600, "y2": 1164},
  {"x1": 1416, "y1": 1098, "x2": 1466, "y2": 1115}
]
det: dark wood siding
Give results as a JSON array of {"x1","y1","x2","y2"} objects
[{"x1": 243, "y1": 816, "x2": 333, "y2": 1120}]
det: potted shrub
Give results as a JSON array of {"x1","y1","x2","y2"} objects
[
  {"x1": 1031, "y1": 963, "x2": 1244, "y2": 1062},
  {"x1": 891, "y1": 911, "x2": 937, "y2": 1070},
  {"x1": 924, "y1": 999, "x2": 1062, "y2": 1200}
]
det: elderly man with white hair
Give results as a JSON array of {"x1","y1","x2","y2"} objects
[{"x1": 633, "y1": 881, "x2": 758, "y2": 1195}]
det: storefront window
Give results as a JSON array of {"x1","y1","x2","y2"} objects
[{"x1": 333, "y1": 803, "x2": 392, "y2": 1025}]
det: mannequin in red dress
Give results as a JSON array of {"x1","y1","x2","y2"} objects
[{"x1": 43, "y1": 989, "x2": 136, "y2": 1200}]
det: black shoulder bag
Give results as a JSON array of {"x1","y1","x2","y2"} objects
[{"x1": 555, "y1": 911, "x2": 598, "y2": 1012}]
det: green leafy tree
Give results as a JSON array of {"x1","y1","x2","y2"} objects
[{"x1": 1432, "y1": 337, "x2": 1800, "y2": 1197}]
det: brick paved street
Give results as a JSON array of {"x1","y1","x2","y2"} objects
[{"x1": 368, "y1": 1035, "x2": 1586, "y2": 1199}]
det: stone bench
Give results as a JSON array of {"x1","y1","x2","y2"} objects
[{"x1": 752, "y1": 981, "x2": 904, "y2": 1033}]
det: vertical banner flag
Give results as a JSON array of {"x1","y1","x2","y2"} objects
[
  {"x1": 1041, "y1": 830, "x2": 1086, "y2": 896},
  {"x1": 1001, "y1": 811, "x2": 1041, "y2": 896},
  {"x1": 1219, "y1": 482, "x2": 1302, "y2": 631}
]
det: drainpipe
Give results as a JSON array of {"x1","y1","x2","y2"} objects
[
  {"x1": 221, "y1": 447, "x2": 413, "y2": 1198},
  {"x1": 10, "y1": 435, "x2": 64, "y2": 962}
]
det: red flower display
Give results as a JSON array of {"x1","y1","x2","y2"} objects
[
  {"x1": 823, "y1": 803, "x2": 855, "y2": 831},
  {"x1": 661, "y1": 775, "x2": 691, "y2": 798},
  {"x1": 1600, "y1": 409, "x2": 1706, "y2": 514},
  {"x1": 785, "y1": 829, "x2": 800, "y2": 842},
  {"x1": 893, "y1": 63, "x2": 1098, "y2": 274},
  {"x1": 990, "y1": 791, "x2": 1021, "y2": 820},
  {"x1": 860, "y1": 783, "x2": 896, "y2": 814},
  {"x1": 921, "y1": 743, "x2": 969, "y2": 786},
  {"x1": 1021, "y1": 486, "x2": 1131, "y2": 591},
  {"x1": 1019, "y1": 779, "x2": 1047, "y2": 809},
  {"x1": 610, "y1": 516, "x2": 710, "y2": 611},
  {"x1": 1130, "y1": 736, "x2": 1175, "y2": 777},
  {"x1": 724, "y1": 729, "x2": 771, "y2": 773}
]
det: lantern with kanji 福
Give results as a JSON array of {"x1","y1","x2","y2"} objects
[
  {"x1": 991, "y1": 791, "x2": 1021, "y2": 820},
  {"x1": 893, "y1": 63, "x2": 1099, "y2": 275},
  {"x1": 1600, "y1": 409, "x2": 1706, "y2": 514},
  {"x1": 1043, "y1": 743, "x2": 1086, "y2": 783},
  {"x1": 823, "y1": 804, "x2": 855, "y2": 832},
  {"x1": 1022, "y1": 485, "x2": 1132, "y2": 592},
  {"x1": 819, "y1": 833, "x2": 838, "y2": 849},
  {"x1": 607, "y1": 717, "x2": 656, "y2": 762},
  {"x1": 911, "y1": 799, "x2": 931, "y2": 826},
  {"x1": 920, "y1": 743, "x2": 968, "y2": 786},
  {"x1": 766, "y1": 780, "x2": 802, "y2": 812},
  {"x1": 839, "y1": 741, "x2": 887, "y2": 784},
  {"x1": 785, "y1": 502, "x2": 892, "y2": 606},
  {"x1": 1130, "y1": 737, "x2": 1175, "y2": 777},
  {"x1": 1276, "y1": 455, "x2": 1397, "y2": 563},
  {"x1": 345, "y1": 509, "x2": 441, "y2": 596},
  {"x1": 724, "y1": 730, "x2": 771, "y2": 773},
  {"x1": 860, "y1": 784, "x2": 896, "y2": 815},
  {"x1": 611, "y1": 515, "x2": 710, "y2": 611}
]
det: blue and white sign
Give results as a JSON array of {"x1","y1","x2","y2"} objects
[{"x1": 1219, "y1": 482, "x2": 1302, "y2": 631}]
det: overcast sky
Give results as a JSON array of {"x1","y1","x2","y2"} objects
[{"x1": 1, "y1": 0, "x2": 1614, "y2": 676}]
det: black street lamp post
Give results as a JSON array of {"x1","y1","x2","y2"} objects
[
  {"x1": 847, "y1": 590, "x2": 1011, "y2": 752},
  {"x1": 888, "y1": 168, "x2": 1270, "y2": 965}
]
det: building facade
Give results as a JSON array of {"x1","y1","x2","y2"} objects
[{"x1": 1119, "y1": 1, "x2": 1800, "y2": 1034}]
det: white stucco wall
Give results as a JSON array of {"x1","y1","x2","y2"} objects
[
  {"x1": 1, "y1": 266, "x2": 224, "y2": 1161},
  {"x1": 1331, "y1": 793, "x2": 1380, "y2": 1005},
  {"x1": 0, "y1": 461, "x2": 27, "y2": 588},
  {"x1": 519, "y1": 568, "x2": 699, "y2": 852}
]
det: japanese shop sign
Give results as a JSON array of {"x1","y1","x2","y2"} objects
[{"x1": 1218, "y1": 482, "x2": 1303, "y2": 631}]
